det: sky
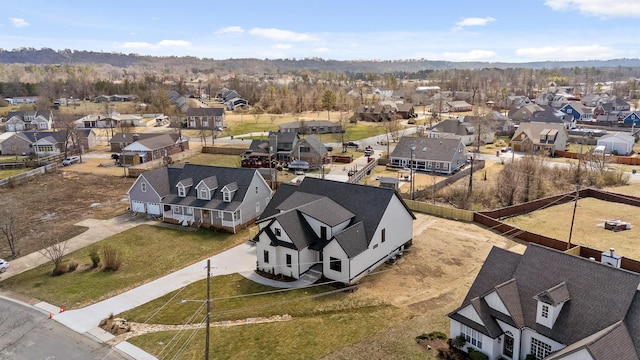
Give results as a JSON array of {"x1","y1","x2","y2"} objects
[{"x1": 2, "y1": 0, "x2": 640, "y2": 63}]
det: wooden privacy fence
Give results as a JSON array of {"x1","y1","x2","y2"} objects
[
  {"x1": 0, "y1": 163, "x2": 57, "y2": 187},
  {"x1": 201, "y1": 146, "x2": 247, "y2": 155},
  {"x1": 473, "y1": 187, "x2": 640, "y2": 273},
  {"x1": 406, "y1": 200, "x2": 474, "y2": 222}
]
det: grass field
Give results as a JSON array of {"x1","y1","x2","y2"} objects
[
  {"x1": 0, "y1": 225, "x2": 250, "y2": 308},
  {"x1": 503, "y1": 197, "x2": 640, "y2": 260}
]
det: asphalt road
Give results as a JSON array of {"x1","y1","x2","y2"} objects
[{"x1": 0, "y1": 297, "x2": 127, "y2": 360}]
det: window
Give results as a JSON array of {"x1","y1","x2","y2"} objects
[
  {"x1": 541, "y1": 304, "x2": 549, "y2": 318},
  {"x1": 435, "y1": 162, "x2": 440, "y2": 169},
  {"x1": 373, "y1": 244, "x2": 378, "y2": 249},
  {"x1": 256, "y1": 202, "x2": 260, "y2": 213},
  {"x1": 218, "y1": 211, "x2": 224, "y2": 218},
  {"x1": 428, "y1": 162, "x2": 432, "y2": 168},
  {"x1": 460, "y1": 324, "x2": 483, "y2": 349},
  {"x1": 286, "y1": 254, "x2": 292, "y2": 267},
  {"x1": 255, "y1": 186, "x2": 259, "y2": 194},
  {"x1": 185, "y1": 207, "x2": 193, "y2": 216},
  {"x1": 320, "y1": 226, "x2": 327, "y2": 240},
  {"x1": 263, "y1": 250, "x2": 269, "y2": 264},
  {"x1": 300, "y1": 146, "x2": 310, "y2": 153},
  {"x1": 329, "y1": 257, "x2": 342, "y2": 272},
  {"x1": 381, "y1": 228, "x2": 386, "y2": 243},
  {"x1": 200, "y1": 188, "x2": 208, "y2": 199},
  {"x1": 503, "y1": 331, "x2": 514, "y2": 358},
  {"x1": 178, "y1": 186, "x2": 186, "y2": 197},
  {"x1": 275, "y1": 228, "x2": 281, "y2": 237},
  {"x1": 223, "y1": 191, "x2": 231, "y2": 202},
  {"x1": 141, "y1": 182, "x2": 147, "y2": 192},
  {"x1": 173, "y1": 206, "x2": 181, "y2": 215},
  {"x1": 530, "y1": 338, "x2": 552, "y2": 360}
]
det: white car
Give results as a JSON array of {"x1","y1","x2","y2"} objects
[
  {"x1": 62, "y1": 156, "x2": 81, "y2": 166},
  {"x1": 0, "y1": 259, "x2": 8, "y2": 273}
]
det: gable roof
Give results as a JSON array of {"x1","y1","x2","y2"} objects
[
  {"x1": 431, "y1": 118, "x2": 474, "y2": 136},
  {"x1": 260, "y1": 177, "x2": 415, "y2": 250},
  {"x1": 391, "y1": 137, "x2": 465, "y2": 162},
  {"x1": 185, "y1": 107, "x2": 225, "y2": 117},
  {"x1": 138, "y1": 164, "x2": 260, "y2": 211},
  {"x1": 451, "y1": 244, "x2": 640, "y2": 355}
]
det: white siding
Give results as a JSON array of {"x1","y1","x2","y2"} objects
[
  {"x1": 350, "y1": 194, "x2": 413, "y2": 280},
  {"x1": 485, "y1": 291, "x2": 510, "y2": 316},
  {"x1": 323, "y1": 240, "x2": 349, "y2": 283},
  {"x1": 496, "y1": 320, "x2": 523, "y2": 360},
  {"x1": 458, "y1": 305, "x2": 484, "y2": 326},
  {"x1": 520, "y1": 328, "x2": 565, "y2": 360},
  {"x1": 272, "y1": 220, "x2": 293, "y2": 244}
]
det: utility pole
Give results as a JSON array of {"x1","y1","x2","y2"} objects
[{"x1": 205, "y1": 259, "x2": 211, "y2": 360}]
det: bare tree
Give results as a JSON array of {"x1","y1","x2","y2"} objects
[
  {"x1": 39, "y1": 233, "x2": 69, "y2": 276},
  {"x1": 0, "y1": 209, "x2": 19, "y2": 258}
]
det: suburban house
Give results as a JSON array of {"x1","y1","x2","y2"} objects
[
  {"x1": 355, "y1": 104, "x2": 397, "y2": 122},
  {"x1": 396, "y1": 103, "x2": 416, "y2": 119},
  {"x1": 290, "y1": 135, "x2": 329, "y2": 169},
  {"x1": 559, "y1": 101, "x2": 593, "y2": 121},
  {"x1": 390, "y1": 137, "x2": 467, "y2": 175},
  {"x1": 4, "y1": 110, "x2": 53, "y2": 132},
  {"x1": 279, "y1": 120, "x2": 343, "y2": 134},
  {"x1": 120, "y1": 133, "x2": 189, "y2": 165},
  {"x1": 429, "y1": 117, "x2": 495, "y2": 146},
  {"x1": 509, "y1": 104, "x2": 546, "y2": 123},
  {"x1": 431, "y1": 100, "x2": 473, "y2": 114},
  {"x1": 596, "y1": 132, "x2": 635, "y2": 156},
  {"x1": 110, "y1": 133, "x2": 174, "y2": 152},
  {"x1": 3, "y1": 96, "x2": 38, "y2": 105},
  {"x1": 127, "y1": 164, "x2": 272, "y2": 232},
  {"x1": 254, "y1": 177, "x2": 415, "y2": 285},
  {"x1": 76, "y1": 113, "x2": 166, "y2": 128},
  {"x1": 184, "y1": 107, "x2": 225, "y2": 129},
  {"x1": 449, "y1": 243, "x2": 640, "y2": 360},
  {"x1": 0, "y1": 132, "x2": 34, "y2": 155},
  {"x1": 510, "y1": 123, "x2": 569, "y2": 156},
  {"x1": 216, "y1": 88, "x2": 249, "y2": 110},
  {"x1": 622, "y1": 111, "x2": 640, "y2": 126}
]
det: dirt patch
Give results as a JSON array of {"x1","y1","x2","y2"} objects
[{"x1": 0, "y1": 170, "x2": 133, "y2": 258}]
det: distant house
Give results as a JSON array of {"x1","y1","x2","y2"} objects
[
  {"x1": 4, "y1": 110, "x2": 53, "y2": 132},
  {"x1": 77, "y1": 128, "x2": 98, "y2": 151},
  {"x1": 242, "y1": 132, "x2": 329, "y2": 170},
  {"x1": 355, "y1": 104, "x2": 396, "y2": 122},
  {"x1": 216, "y1": 88, "x2": 249, "y2": 110},
  {"x1": 184, "y1": 107, "x2": 225, "y2": 129},
  {"x1": 254, "y1": 177, "x2": 415, "y2": 285},
  {"x1": 390, "y1": 137, "x2": 467, "y2": 175},
  {"x1": 447, "y1": 100, "x2": 473, "y2": 112},
  {"x1": 0, "y1": 132, "x2": 33, "y2": 155},
  {"x1": 510, "y1": 122, "x2": 569, "y2": 155},
  {"x1": 279, "y1": 120, "x2": 343, "y2": 134},
  {"x1": 128, "y1": 164, "x2": 272, "y2": 232},
  {"x1": 3, "y1": 96, "x2": 38, "y2": 105},
  {"x1": 559, "y1": 101, "x2": 593, "y2": 121},
  {"x1": 110, "y1": 133, "x2": 170, "y2": 152},
  {"x1": 597, "y1": 132, "x2": 635, "y2": 156},
  {"x1": 396, "y1": 103, "x2": 416, "y2": 119},
  {"x1": 227, "y1": 97, "x2": 248, "y2": 111},
  {"x1": 508, "y1": 104, "x2": 545, "y2": 122},
  {"x1": 449, "y1": 243, "x2": 640, "y2": 360},
  {"x1": 291, "y1": 135, "x2": 329, "y2": 169},
  {"x1": 621, "y1": 111, "x2": 640, "y2": 126},
  {"x1": 429, "y1": 117, "x2": 495, "y2": 146},
  {"x1": 120, "y1": 133, "x2": 189, "y2": 165}
]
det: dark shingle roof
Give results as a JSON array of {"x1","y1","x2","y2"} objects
[
  {"x1": 391, "y1": 136, "x2": 464, "y2": 162},
  {"x1": 185, "y1": 108, "x2": 225, "y2": 117},
  {"x1": 451, "y1": 244, "x2": 640, "y2": 356}
]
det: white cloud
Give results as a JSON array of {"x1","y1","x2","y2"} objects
[
  {"x1": 516, "y1": 44, "x2": 614, "y2": 60},
  {"x1": 456, "y1": 17, "x2": 496, "y2": 28},
  {"x1": 544, "y1": 0, "x2": 640, "y2": 18},
  {"x1": 216, "y1": 26, "x2": 244, "y2": 35},
  {"x1": 9, "y1": 18, "x2": 29, "y2": 28},
  {"x1": 157, "y1": 40, "x2": 191, "y2": 47},
  {"x1": 248, "y1": 28, "x2": 316, "y2": 42},
  {"x1": 441, "y1": 50, "x2": 497, "y2": 61},
  {"x1": 273, "y1": 43, "x2": 292, "y2": 49},
  {"x1": 314, "y1": 47, "x2": 330, "y2": 53}
]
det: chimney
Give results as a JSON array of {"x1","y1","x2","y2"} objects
[{"x1": 601, "y1": 247, "x2": 622, "y2": 268}]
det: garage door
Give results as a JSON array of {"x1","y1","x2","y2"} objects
[
  {"x1": 147, "y1": 203, "x2": 161, "y2": 215},
  {"x1": 131, "y1": 201, "x2": 145, "y2": 213}
]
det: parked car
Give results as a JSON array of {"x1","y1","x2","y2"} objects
[
  {"x1": 344, "y1": 141, "x2": 359, "y2": 148},
  {"x1": 0, "y1": 259, "x2": 8, "y2": 273},
  {"x1": 62, "y1": 156, "x2": 81, "y2": 166},
  {"x1": 364, "y1": 146, "x2": 374, "y2": 156}
]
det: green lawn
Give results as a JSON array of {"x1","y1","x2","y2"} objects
[
  {"x1": 124, "y1": 274, "x2": 402, "y2": 359},
  {"x1": 0, "y1": 225, "x2": 250, "y2": 308},
  {"x1": 0, "y1": 168, "x2": 30, "y2": 179}
]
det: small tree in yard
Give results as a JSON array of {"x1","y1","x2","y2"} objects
[
  {"x1": 101, "y1": 245, "x2": 122, "y2": 271},
  {"x1": 0, "y1": 208, "x2": 19, "y2": 258},
  {"x1": 39, "y1": 234, "x2": 69, "y2": 276}
]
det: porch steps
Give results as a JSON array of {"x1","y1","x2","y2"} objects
[{"x1": 299, "y1": 264, "x2": 323, "y2": 285}]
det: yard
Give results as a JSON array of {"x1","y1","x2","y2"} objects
[
  {"x1": 0, "y1": 170, "x2": 133, "y2": 258},
  {"x1": 503, "y1": 196, "x2": 640, "y2": 260},
  {"x1": 120, "y1": 214, "x2": 525, "y2": 359}
]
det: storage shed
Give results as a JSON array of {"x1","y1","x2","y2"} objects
[{"x1": 596, "y1": 132, "x2": 635, "y2": 156}]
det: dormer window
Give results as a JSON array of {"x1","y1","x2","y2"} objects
[
  {"x1": 223, "y1": 190, "x2": 231, "y2": 202},
  {"x1": 541, "y1": 304, "x2": 549, "y2": 318},
  {"x1": 178, "y1": 185, "x2": 186, "y2": 197},
  {"x1": 199, "y1": 188, "x2": 208, "y2": 200},
  {"x1": 176, "y1": 178, "x2": 193, "y2": 198}
]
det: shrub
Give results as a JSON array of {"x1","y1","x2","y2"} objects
[
  {"x1": 416, "y1": 331, "x2": 448, "y2": 341},
  {"x1": 468, "y1": 349, "x2": 489, "y2": 360},
  {"x1": 89, "y1": 250, "x2": 100, "y2": 268},
  {"x1": 448, "y1": 335, "x2": 467, "y2": 349},
  {"x1": 101, "y1": 245, "x2": 123, "y2": 271},
  {"x1": 51, "y1": 263, "x2": 67, "y2": 276},
  {"x1": 67, "y1": 260, "x2": 78, "y2": 272}
]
